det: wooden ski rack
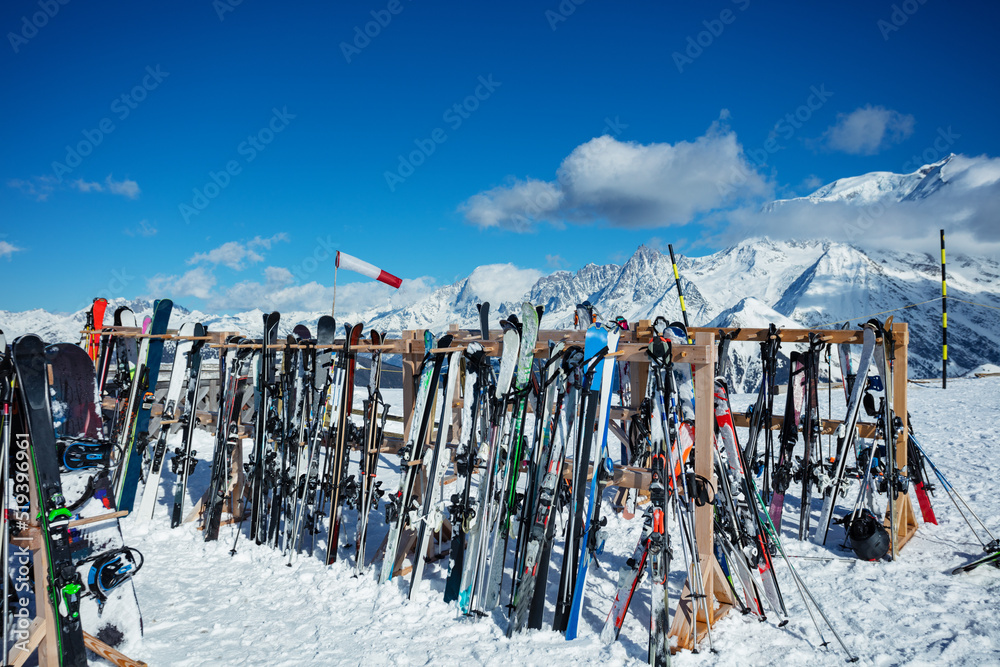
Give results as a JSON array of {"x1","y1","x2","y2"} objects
[
  {"x1": 393, "y1": 326, "x2": 728, "y2": 649},
  {"x1": 667, "y1": 322, "x2": 918, "y2": 557},
  {"x1": 391, "y1": 319, "x2": 917, "y2": 646}
]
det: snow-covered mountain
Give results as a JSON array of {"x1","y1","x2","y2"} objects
[
  {"x1": 763, "y1": 154, "x2": 955, "y2": 211},
  {"x1": 4, "y1": 237, "x2": 999, "y2": 393}
]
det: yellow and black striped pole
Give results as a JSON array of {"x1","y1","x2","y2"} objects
[
  {"x1": 941, "y1": 229, "x2": 947, "y2": 389},
  {"x1": 667, "y1": 244, "x2": 691, "y2": 336}
]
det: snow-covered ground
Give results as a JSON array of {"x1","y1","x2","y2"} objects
[{"x1": 119, "y1": 378, "x2": 1000, "y2": 666}]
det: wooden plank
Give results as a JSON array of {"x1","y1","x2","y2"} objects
[
  {"x1": 684, "y1": 326, "x2": 865, "y2": 344},
  {"x1": 8, "y1": 617, "x2": 45, "y2": 667},
  {"x1": 732, "y1": 412, "x2": 880, "y2": 438},
  {"x1": 68, "y1": 510, "x2": 128, "y2": 529},
  {"x1": 83, "y1": 632, "x2": 148, "y2": 667}
]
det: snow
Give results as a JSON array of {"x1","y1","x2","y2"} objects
[{"x1": 116, "y1": 379, "x2": 1000, "y2": 666}]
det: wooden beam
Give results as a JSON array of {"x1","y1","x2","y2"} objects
[
  {"x1": 684, "y1": 326, "x2": 864, "y2": 344},
  {"x1": 692, "y1": 330, "x2": 716, "y2": 560},
  {"x1": 732, "y1": 413, "x2": 880, "y2": 438},
  {"x1": 83, "y1": 632, "x2": 148, "y2": 667}
]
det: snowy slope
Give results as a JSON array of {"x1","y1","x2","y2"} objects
[{"x1": 119, "y1": 378, "x2": 1000, "y2": 666}]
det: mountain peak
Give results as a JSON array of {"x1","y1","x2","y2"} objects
[{"x1": 763, "y1": 155, "x2": 959, "y2": 212}]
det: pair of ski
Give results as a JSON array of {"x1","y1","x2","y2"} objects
[
  {"x1": 203, "y1": 333, "x2": 256, "y2": 541},
  {"x1": 134, "y1": 322, "x2": 208, "y2": 526},
  {"x1": 766, "y1": 333, "x2": 825, "y2": 540}
]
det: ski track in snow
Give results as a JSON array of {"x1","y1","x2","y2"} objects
[{"x1": 118, "y1": 380, "x2": 1000, "y2": 666}]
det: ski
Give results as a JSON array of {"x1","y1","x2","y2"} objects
[
  {"x1": 768, "y1": 351, "x2": 805, "y2": 531},
  {"x1": 565, "y1": 325, "x2": 619, "y2": 640},
  {"x1": 408, "y1": 347, "x2": 462, "y2": 597},
  {"x1": 460, "y1": 326, "x2": 517, "y2": 613},
  {"x1": 812, "y1": 324, "x2": 878, "y2": 546},
  {"x1": 136, "y1": 322, "x2": 198, "y2": 524},
  {"x1": 325, "y1": 321, "x2": 364, "y2": 564},
  {"x1": 379, "y1": 332, "x2": 452, "y2": 583},
  {"x1": 170, "y1": 324, "x2": 208, "y2": 528},
  {"x1": 601, "y1": 509, "x2": 653, "y2": 644},
  {"x1": 356, "y1": 330, "x2": 388, "y2": 575},
  {"x1": 113, "y1": 298, "x2": 173, "y2": 512},
  {"x1": 952, "y1": 549, "x2": 1000, "y2": 574}
]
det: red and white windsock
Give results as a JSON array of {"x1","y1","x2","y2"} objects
[{"x1": 336, "y1": 251, "x2": 402, "y2": 288}]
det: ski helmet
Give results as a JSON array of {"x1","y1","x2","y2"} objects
[{"x1": 849, "y1": 510, "x2": 890, "y2": 561}]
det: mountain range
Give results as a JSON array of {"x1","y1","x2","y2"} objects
[{"x1": 3, "y1": 156, "x2": 998, "y2": 392}]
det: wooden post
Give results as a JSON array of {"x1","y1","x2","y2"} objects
[
  {"x1": 629, "y1": 320, "x2": 651, "y2": 411},
  {"x1": 400, "y1": 330, "x2": 421, "y2": 439},
  {"x1": 669, "y1": 332, "x2": 732, "y2": 651},
  {"x1": 890, "y1": 322, "x2": 917, "y2": 554}
]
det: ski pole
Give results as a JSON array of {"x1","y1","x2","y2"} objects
[
  {"x1": 911, "y1": 433, "x2": 997, "y2": 548},
  {"x1": 756, "y1": 488, "x2": 859, "y2": 662},
  {"x1": 667, "y1": 244, "x2": 691, "y2": 337},
  {"x1": 1, "y1": 357, "x2": 12, "y2": 664}
]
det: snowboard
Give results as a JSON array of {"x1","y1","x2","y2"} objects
[{"x1": 48, "y1": 342, "x2": 145, "y2": 655}]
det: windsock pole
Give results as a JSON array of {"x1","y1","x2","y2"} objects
[
  {"x1": 668, "y1": 244, "x2": 691, "y2": 339},
  {"x1": 332, "y1": 264, "x2": 338, "y2": 319},
  {"x1": 941, "y1": 229, "x2": 947, "y2": 389}
]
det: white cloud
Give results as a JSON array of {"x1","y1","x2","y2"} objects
[
  {"x1": 822, "y1": 105, "x2": 915, "y2": 155},
  {"x1": 146, "y1": 267, "x2": 217, "y2": 301},
  {"x1": 799, "y1": 174, "x2": 824, "y2": 192},
  {"x1": 722, "y1": 154, "x2": 1000, "y2": 256},
  {"x1": 191, "y1": 241, "x2": 264, "y2": 270},
  {"x1": 464, "y1": 264, "x2": 544, "y2": 305},
  {"x1": 0, "y1": 241, "x2": 23, "y2": 259},
  {"x1": 124, "y1": 220, "x2": 158, "y2": 237},
  {"x1": 72, "y1": 179, "x2": 104, "y2": 193},
  {"x1": 248, "y1": 233, "x2": 289, "y2": 250},
  {"x1": 545, "y1": 254, "x2": 568, "y2": 269},
  {"x1": 188, "y1": 234, "x2": 288, "y2": 271},
  {"x1": 105, "y1": 175, "x2": 141, "y2": 199},
  {"x1": 460, "y1": 122, "x2": 772, "y2": 231},
  {"x1": 264, "y1": 265, "x2": 294, "y2": 286},
  {"x1": 8, "y1": 174, "x2": 140, "y2": 200},
  {"x1": 460, "y1": 179, "x2": 562, "y2": 231},
  {"x1": 204, "y1": 268, "x2": 436, "y2": 314},
  {"x1": 8, "y1": 176, "x2": 57, "y2": 201}
]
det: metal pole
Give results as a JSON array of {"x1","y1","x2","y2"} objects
[
  {"x1": 332, "y1": 264, "x2": 338, "y2": 320},
  {"x1": 667, "y1": 244, "x2": 691, "y2": 334},
  {"x1": 941, "y1": 229, "x2": 947, "y2": 389}
]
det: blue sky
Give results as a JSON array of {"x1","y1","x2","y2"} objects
[{"x1": 2, "y1": 0, "x2": 999, "y2": 313}]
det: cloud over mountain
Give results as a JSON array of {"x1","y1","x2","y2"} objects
[{"x1": 460, "y1": 121, "x2": 772, "y2": 231}]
